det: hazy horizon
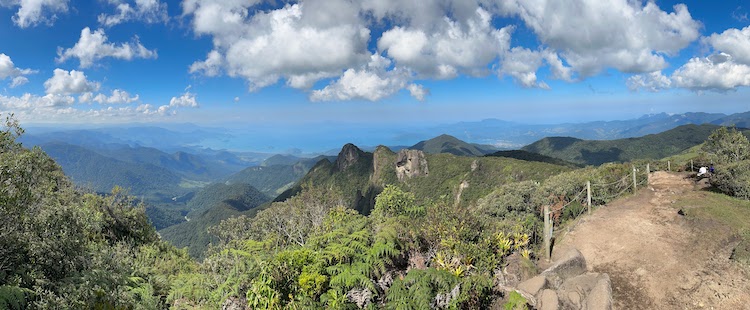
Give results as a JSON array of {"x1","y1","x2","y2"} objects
[{"x1": 2, "y1": 1, "x2": 750, "y2": 129}]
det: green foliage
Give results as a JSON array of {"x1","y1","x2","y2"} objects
[
  {"x1": 243, "y1": 185, "x2": 344, "y2": 247},
  {"x1": 0, "y1": 286, "x2": 32, "y2": 310},
  {"x1": 710, "y1": 160, "x2": 750, "y2": 200},
  {"x1": 387, "y1": 269, "x2": 455, "y2": 309},
  {"x1": 701, "y1": 126, "x2": 750, "y2": 164},
  {"x1": 1, "y1": 115, "x2": 691, "y2": 308},
  {"x1": 372, "y1": 185, "x2": 418, "y2": 219},
  {"x1": 503, "y1": 291, "x2": 529, "y2": 310},
  {"x1": 0, "y1": 114, "x2": 197, "y2": 308}
]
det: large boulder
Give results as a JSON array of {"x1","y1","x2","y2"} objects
[
  {"x1": 585, "y1": 274, "x2": 613, "y2": 310},
  {"x1": 542, "y1": 248, "x2": 587, "y2": 289}
]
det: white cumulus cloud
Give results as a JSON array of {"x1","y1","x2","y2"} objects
[
  {"x1": 44, "y1": 68, "x2": 100, "y2": 95},
  {"x1": 56, "y1": 27, "x2": 157, "y2": 68},
  {"x1": 0, "y1": 53, "x2": 36, "y2": 87},
  {"x1": 704, "y1": 26, "x2": 750, "y2": 65},
  {"x1": 671, "y1": 53, "x2": 750, "y2": 91},
  {"x1": 184, "y1": 1, "x2": 371, "y2": 90},
  {"x1": 311, "y1": 54, "x2": 424, "y2": 101},
  {"x1": 169, "y1": 90, "x2": 198, "y2": 107},
  {"x1": 79, "y1": 89, "x2": 139, "y2": 104},
  {"x1": 98, "y1": 0, "x2": 169, "y2": 27},
  {"x1": 627, "y1": 71, "x2": 671, "y2": 92},
  {"x1": 497, "y1": 0, "x2": 701, "y2": 77},
  {"x1": 181, "y1": 0, "x2": 707, "y2": 101},
  {"x1": 378, "y1": 8, "x2": 512, "y2": 79},
  {"x1": 630, "y1": 25, "x2": 750, "y2": 92},
  {"x1": 0, "y1": 0, "x2": 68, "y2": 28}
]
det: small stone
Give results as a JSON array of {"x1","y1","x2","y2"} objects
[
  {"x1": 518, "y1": 275, "x2": 547, "y2": 296},
  {"x1": 538, "y1": 289, "x2": 559, "y2": 310}
]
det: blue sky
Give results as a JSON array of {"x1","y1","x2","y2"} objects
[{"x1": 1, "y1": 0, "x2": 750, "y2": 127}]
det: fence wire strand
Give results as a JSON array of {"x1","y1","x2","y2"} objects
[
  {"x1": 559, "y1": 187, "x2": 587, "y2": 211},
  {"x1": 592, "y1": 184, "x2": 633, "y2": 201},
  {"x1": 550, "y1": 165, "x2": 652, "y2": 227},
  {"x1": 591, "y1": 175, "x2": 630, "y2": 187}
]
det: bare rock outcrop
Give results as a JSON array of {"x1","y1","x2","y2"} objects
[
  {"x1": 336, "y1": 143, "x2": 363, "y2": 171},
  {"x1": 395, "y1": 149, "x2": 429, "y2": 181}
]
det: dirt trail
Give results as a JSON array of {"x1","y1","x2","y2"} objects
[{"x1": 548, "y1": 171, "x2": 750, "y2": 309}]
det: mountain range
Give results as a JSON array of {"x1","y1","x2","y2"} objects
[
  {"x1": 22, "y1": 111, "x2": 750, "y2": 154},
  {"x1": 17, "y1": 111, "x2": 750, "y2": 258},
  {"x1": 522, "y1": 124, "x2": 750, "y2": 166}
]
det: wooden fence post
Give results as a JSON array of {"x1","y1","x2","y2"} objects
[
  {"x1": 632, "y1": 166, "x2": 637, "y2": 194},
  {"x1": 586, "y1": 180, "x2": 592, "y2": 215},
  {"x1": 544, "y1": 204, "x2": 551, "y2": 261},
  {"x1": 646, "y1": 163, "x2": 650, "y2": 184},
  {"x1": 668, "y1": 161, "x2": 671, "y2": 171},
  {"x1": 691, "y1": 159, "x2": 693, "y2": 172}
]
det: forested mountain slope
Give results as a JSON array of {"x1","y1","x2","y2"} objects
[
  {"x1": 276, "y1": 142, "x2": 571, "y2": 215},
  {"x1": 522, "y1": 124, "x2": 740, "y2": 166}
]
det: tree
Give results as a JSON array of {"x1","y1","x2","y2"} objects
[
  {"x1": 246, "y1": 185, "x2": 344, "y2": 247},
  {"x1": 702, "y1": 127, "x2": 750, "y2": 164},
  {"x1": 372, "y1": 185, "x2": 419, "y2": 219}
]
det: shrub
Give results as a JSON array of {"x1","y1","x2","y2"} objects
[
  {"x1": 702, "y1": 127, "x2": 750, "y2": 164},
  {"x1": 710, "y1": 160, "x2": 750, "y2": 200}
]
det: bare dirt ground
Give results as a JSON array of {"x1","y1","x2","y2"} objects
[{"x1": 547, "y1": 171, "x2": 750, "y2": 309}]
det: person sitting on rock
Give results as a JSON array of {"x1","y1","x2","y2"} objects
[{"x1": 697, "y1": 166, "x2": 708, "y2": 177}]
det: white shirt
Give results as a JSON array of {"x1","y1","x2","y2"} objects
[{"x1": 698, "y1": 167, "x2": 707, "y2": 176}]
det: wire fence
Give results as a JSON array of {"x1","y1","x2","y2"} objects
[
  {"x1": 541, "y1": 159, "x2": 715, "y2": 259},
  {"x1": 543, "y1": 163, "x2": 652, "y2": 260}
]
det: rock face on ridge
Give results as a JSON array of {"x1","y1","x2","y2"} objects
[
  {"x1": 395, "y1": 149, "x2": 429, "y2": 181},
  {"x1": 336, "y1": 143, "x2": 364, "y2": 171}
]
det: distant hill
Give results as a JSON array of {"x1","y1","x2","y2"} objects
[
  {"x1": 485, "y1": 150, "x2": 580, "y2": 167},
  {"x1": 276, "y1": 143, "x2": 571, "y2": 215},
  {"x1": 410, "y1": 134, "x2": 493, "y2": 156},
  {"x1": 41, "y1": 142, "x2": 184, "y2": 196},
  {"x1": 224, "y1": 156, "x2": 331, "y2": 197},
  {"x1": 92, "y1": 146, "x2": 237, "y2": 181},
  {"x1": 522, "y1": 124, "x2": 731, "y2": 166},
  {"x1": 713, "y1": 111, "x2": 750, "y2": 128},
  {"x1": 261, "y1": 154, "x2": 303, "y2": 166},
  {"x1": 159, "y1": 183, "x2": 271, "y2": 258}
]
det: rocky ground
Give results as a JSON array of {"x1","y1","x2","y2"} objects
[{"x1": 547, "y1": 171, "x2": 750, "y2": 309}]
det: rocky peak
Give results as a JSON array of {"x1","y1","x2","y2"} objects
[
  {"x1": 336, "y1": 143, "x2": 363, "y2": 171},
  {"x1": 395, "y1": 149, "x2": 429, "y2": 181}
]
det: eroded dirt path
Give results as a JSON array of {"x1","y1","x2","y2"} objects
[{"x1": 548, "y1": 171, "x2": 750, "y2": 309}]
